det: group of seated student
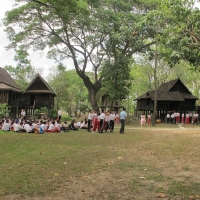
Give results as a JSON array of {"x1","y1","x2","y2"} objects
[{"x1": 0, "y1": 116, "x2": 87, "y2": 133}]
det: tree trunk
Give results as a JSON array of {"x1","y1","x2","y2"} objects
[
  {"x1": 152, "y1": 29, "x2": 158, "y2": 126},
  {"x1": 71, "y1": 49, "x2": 102, "y2": 110},
  {"x1": 88, "y1": 88, "x2": 98, "y2": 110},
  {"x1": 81, "y1": 76, "x2": 101, "y2": 110}
]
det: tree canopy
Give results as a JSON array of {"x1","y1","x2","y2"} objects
[
  {"x1": 3, "y1": 0, "x2": 156, "y2": 109},
  {"x1": 3, "y1": 0, "x2": 200, "y2": 110}
]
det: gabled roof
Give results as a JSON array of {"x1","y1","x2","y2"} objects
[
  {"x1": 0, "y1": 67, "x2": 21, "y2": 92},
  {"x1": 158, "y1": 78, "x2": 191, "y2": 94},
  {"x1": 23, "y1": 74, "x2": 56, "y2": 96},
  {"x1": 136, "y1": 91, "x2": 185, "y2": 101},
  {"x1": 135, "y1": 79, "x2": 198, "y2": 101}
]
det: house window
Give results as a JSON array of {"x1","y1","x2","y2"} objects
[{"x1": 0, "y1": 92, "x2": 5, "y2": 97}]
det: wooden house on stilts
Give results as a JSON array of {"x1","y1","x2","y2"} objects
[
  {"x1": 0, "y1": 67, "x2": 56, "y2": 118},
  {"x1": 135, "y1": 79, "x2": 198, "y2": 122}
]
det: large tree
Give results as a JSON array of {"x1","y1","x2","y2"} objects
[{"x1": 3, "y1": 0, "x2": 155, "y2": 109}]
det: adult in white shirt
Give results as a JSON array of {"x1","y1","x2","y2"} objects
[
  {"x1": 58, "y1": 109, "x2": 62, "y2": 121},
  {"x1": 21, "y1": 109, "x2": 26, "y2": 119}
]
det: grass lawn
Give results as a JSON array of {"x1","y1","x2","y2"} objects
[{"x1": 0, "y1": 123, "x2": 200, "y2": 200}]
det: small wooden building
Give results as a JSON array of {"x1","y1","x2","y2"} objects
[
  {"x1": 0, "y1": 68, "x2": 56, "y2": 118},
  {"x1": 98, "y1": 94, "x2": 124, "y2": 113},
  {"x1": 0, "y1": 67, "x2": 21, "y2": 117},
  {"x1": 135, "y1": 79, "x2": 198, "y2": 122}
]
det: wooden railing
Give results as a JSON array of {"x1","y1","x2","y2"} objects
[{"x1": 8, "y1": 100, "x2": 53, "y2": 108}]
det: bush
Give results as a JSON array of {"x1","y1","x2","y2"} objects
[
  {"x1": 34, "y1": 107, "x2": 48, "y2": 119},
  {"x1": 0, "y1": 104, "x2": 10, "y2": 118},
  {"x1": 48, "y1": 108, "x2": 58, "y2": 119},
  {"x1": 61, "y1": 114, "x2": 71, "y2": 122}
]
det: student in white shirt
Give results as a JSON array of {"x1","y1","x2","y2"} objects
[
  {"x1": 2, "y1": 119, "x2": 11, "y2": 131},
  {"x1": 186, "y1": 112, "x2": 189, "y2": 124},
  {"x1": 110, "y1": 111, "x2": 116, "y2": 132},
  {"x1": 87, "y1": 110, "x2": 93, "y2": 132},
  {"x1": 14, "y1": 121, "x2": 26, "y2": 132},
  {"x1": 99, "y1": 110, "x2": 106, "y2": 133},
  {"x1": 181, "y1": 113, "x2": 185, "y2": 124}
]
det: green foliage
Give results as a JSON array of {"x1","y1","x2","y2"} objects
[
  {"x1": 48, "y1": 108, "x2": 58, "y2": 119},
  {"x1": 3, "y1": 0, "x2": 200, "y2": 110},
  {"x1": 3, "y1": 0, "x2": 158, "y2": 109},
  {"x1": 60, "y1": 113, "x2": 71, "y2": 122},
  {"x1": 153, "y1": 0, "x2": 200, "y2": 68},
  {"x1": 0, "y1": 104, "x2": 10, "y2": 118},
  {"x1": 34, "y1": 107, "x2": 48, "y2": 119},
  {"x1": 101, "y1": 55, "x2": 132, "y2": 103},
  {"x1": 48, "y1": 67, "x2": 89, "y2": 114},
  {"x1": 4, "y1": 45, "x2": 37, "y2": 90}
]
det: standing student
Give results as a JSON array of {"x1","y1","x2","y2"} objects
[
  {"x1": 99, "y1": 110, "x2": 106, "y2": 133},
  {"x1": 21, "y1": 109, "x2": 26, "y2": 119},
  {"x1": 171, "y1": 113, "x2": 174, "y2": 124},
  {"x1": 181, "y1": 113, "x2": 185, "y2": 124},
  {"x1": 115, "y1": 112, "x2": 120, "y2": 124},
  {"x1": 174, "y1": 111, "x2": 177, "y2": 124},
  {"x1": 87, "y1": 110, "x2": 93, "y2": 132},
  {"x1": 147, "y1": 113, "x2": 151, "y2": 125},
  {"x1": 110, "y1": 111, "x2": 116, "y2": 132},
  {"x1": 189, "y1": 111, "x2": 192, "y2": 123},
  {"x1": 92, "y1": 110, "x2": 98, "y2": 133},
  {"x1": 193, "y1": 112, "x2": 198, "y2": 124},
  {"x1": 186, "y1": 112, "x2": 189, "y2": 124},
  {"x1": 105, "y1": 111, "x2": 111, "y2": 132},
  {"x1": 119, "y1": 108, "x2": 127, "y2": 134},
  {"x1": 140, "y1": 113, "x2": 146, "y2": 127},
  {"x1": 176, "y1": 112, "x2": 180, "y2": 123},
  {"x1": 167, "y1": 113, "x2": 170, "y2": 124}
]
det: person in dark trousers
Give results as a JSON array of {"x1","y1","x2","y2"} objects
[
  {"x1": 87, "y1": 110, "x2": 93, "y2": 132},
  {"x1": 119, "y1": 108, "x2": 127, "y2": 134},
  {"x1": 99, "y1": 110, "x2": 106, "y2": 133}
]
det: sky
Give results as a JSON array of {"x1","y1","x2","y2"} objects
[{"x1": 0, "y1": 0, "x2": 74, "y2": 78}]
